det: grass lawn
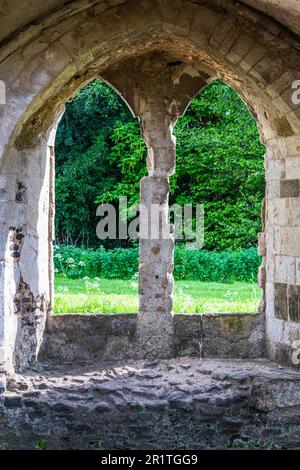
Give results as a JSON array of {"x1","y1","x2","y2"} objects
[{"x1": 54, "y1": 276, "x2": 262, "y2": 314}]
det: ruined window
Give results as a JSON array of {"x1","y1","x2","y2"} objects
[
  {"x1": 171, "y1": 80, "x2": 265, "y2": 314},
  {"x1": 52, "y1": 79, "x2": 144, "y2": 315}
]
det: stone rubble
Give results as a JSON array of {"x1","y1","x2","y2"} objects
[{"x1": 1, "y1": 357, "x2": 300, "y2": 449}]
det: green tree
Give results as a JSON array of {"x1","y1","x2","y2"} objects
[
  {"x1": 173, "y1": 81, "x2": 265, "y2": 250},
  {"x1": 55, "y1": 79, "x2": 139, "y2": 246}
]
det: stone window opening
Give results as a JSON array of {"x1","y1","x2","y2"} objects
[
  {"x1": 48, "y1": 79, "x2": 142, "y2": 317},
  {"x1": 171, "y1": 79, "x2": 266, "y2": 316}
]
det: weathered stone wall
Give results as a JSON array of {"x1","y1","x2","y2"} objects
[
  {"x1": 40, "y1": 314, "x2": 138, "y2": 362},
  {"x1": 174, "y1": 312, "x2": 265, "y2": 359},
  {"x1": 0, "y1": 0, "x2": 300, "y2": 381},
  {"x1": 39, "y1": 312, "x2": 265, "y2": 362},
  {"x1": 0, "y1": 141, "x2": 50, "y2": 375}
]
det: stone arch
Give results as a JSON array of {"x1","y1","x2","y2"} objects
[{"x1": 0, "y1": 0, "x2": 300, "y2": 373}]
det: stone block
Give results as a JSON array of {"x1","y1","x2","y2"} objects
[
  {"x1": 140, "y1": 176, "x2": 169, "y2": 207},
  {"x1": 274, "y1": 283, "x2": 288, "y2": 320},
  {"x1": 160, "y1": 0, "x2": 183, "y2": 25},
  {"x1": 47, "y1": 313, "x2": 137, "y2": 337},
  {"x1": 226, "y1": 33, "x2": 254, "y2": 65},
  {"x1": 265, "y1": 243, "x2": 275, "y2": 282},
  {"x1": 174, "y1": 1, "x2": 199, "y2": 31},
  {"x1": 269, "y1": 95, "x2": 291, "y2": 117},
  {"x1": 137, "y1": 309, "x2": 174, "y2": 337},
  {"x1": 286, "y1": 156, "x2": 300, "y2": 179},
  {"x1": 269, "y1": 198, "x2": 300, "y2": 227},
  {"x1": 273, "y1": 117, "x2": 294, "y2": 137},
  {"x1": 149, "y1": 147, "x2": 176, "y2": 176},
  {"x1": 271, "y1": 71, "x2": 296, "y2": 95},
  {"x1": 286, "y1": 136, "x2": 300, "y2": 155},
  {"x1": 139, "y1": 293, "x2": 173, "y2": 314},
  {"x1": 240, "y1": 44, "x2": 266, "y2": 71},
  {"x1": 173, "y1": 312, "x2": 265, "y2": 359},
  {"x1": 274, "y1": 226, "x2": 300, "y2": 256},
  {"x1": 275, "y1": 256, "x2": 296, "y2": 284},
  {"x1": 274, "y1": 342, "x2": 294, "y2": 367},
  {"x1": 42, "y1": 314, "x2": 138, "y2": 361},
  {"x1": 286, "y1": 111, "x2": 300, "y2": 134},
  {"x1": 266, "y1": 138, "x2": 288, "y2": 159},
  {"x1": 139, "y1": 262, "x2": 173, "y2": 296},
  {"x1": 266, "y1": 159, "x2": 285, "y2": 179},
  {"x1": 209, "y1": 18, "x2": 235, "y2": 48},
  {"x1": 280, "y1": 179, "x2": 300, "y2": 198},
  {"x1": 253, "y1": 57, "x2": 282, "y2": 84},
  {"x1": 139, "y1": 238, "x2": 174, "y2": 264},
  {"x1": 218, "y1": 28, "x2": 240, "y2": 57},
  {"x1": 136, "y1": 333, "x2": 174, "y2": 359},
  {"x1": 266, "y1": 179, "x2": 281, "y2": 198},
  {"x1": 288, "y1": 285, "x2": 300, "y2": 323},
  {"x1": 191, "y1": 5, "x2": 221, "y2": 40},
  {"x1": 288, "y1": 198, "x2": 300, "y2": 226}
]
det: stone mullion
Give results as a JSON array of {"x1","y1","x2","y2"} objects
[{"x1": 137, "y1": 118, "x2": 175, "y2": 358}]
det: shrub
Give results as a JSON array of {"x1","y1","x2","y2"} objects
[{"x1": 54, "y1": 245, "x2": 261, "y2": 282}]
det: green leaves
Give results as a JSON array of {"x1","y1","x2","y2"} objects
[
  {"x1": 96, "y1": 121, "x2": 147, "y2": 207},
  {"x1": 172, "y1": 80, "x2": 265, "y2": 250},
  {"x1": 55, "y1": 80, "x2": 140, "y2": 246}
]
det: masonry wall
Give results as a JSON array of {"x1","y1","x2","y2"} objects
[
  {"x1": 266, "y1": 159, "x2": 300, "y2": 365},
  {"x1": 39, "y1": 312, "x2": 265, "y2": 362},
  {"x1": 0, "y1": 0, "x2": 300, "y2": 379},
  {"x1": 0, "y1": 142, "x2": 51, "y2": 374}
]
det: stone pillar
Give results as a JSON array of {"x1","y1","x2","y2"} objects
[
  {"x1": 138, "y1": 177, "x2": 174, "y2": 357},
  {"x1": 137, "y1": 116, "x2": 175, "y2": 357}
]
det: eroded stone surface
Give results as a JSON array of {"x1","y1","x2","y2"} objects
[
  {"x1": 1, "y1": 357, "x2": 300, "y2": 450},
  {"x1": 39, "y1": 312, "x2": 265, "y2": 362}
]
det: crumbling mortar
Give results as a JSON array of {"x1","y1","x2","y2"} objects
[
  {"x1": 14, "y1": 279, "x2": 36, "y2": 317},
  {"x1": 13, "y1": 278, "x2": 47, "y2": 371},
  {"x1": 8, "y1": 226, "x2": 24, "y2": 261},
  {"x1": 15, "y1": 181, "x2": 27, "y2": 203}
]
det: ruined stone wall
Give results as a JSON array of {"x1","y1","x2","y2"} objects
[
  {"x1": 39, "y1": 311, "x2": 265, "y2": 362},
  {"x1": 0, "y1": 0, "x2": 300, "y2": 380},
  {"x1": 0, "y1": 140, "x2": 51, "y2": 376}
]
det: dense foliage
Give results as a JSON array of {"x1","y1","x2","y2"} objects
[
  {"x1": 55, "y1": 79, "x2": 265, "y2": 251},
  {"x1": 54, "y1": 245, "x2": 261, "y2": 283},
  {"x1": 173, "y1": 83, "x2": 265, "y2": 250},
  {"x1": 55, "y1": 80, "x2": 135, "y2": 246}
]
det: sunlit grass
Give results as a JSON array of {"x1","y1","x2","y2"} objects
[{"x1": 54, "y1": 276, "x2": 261, "y2": 314}]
